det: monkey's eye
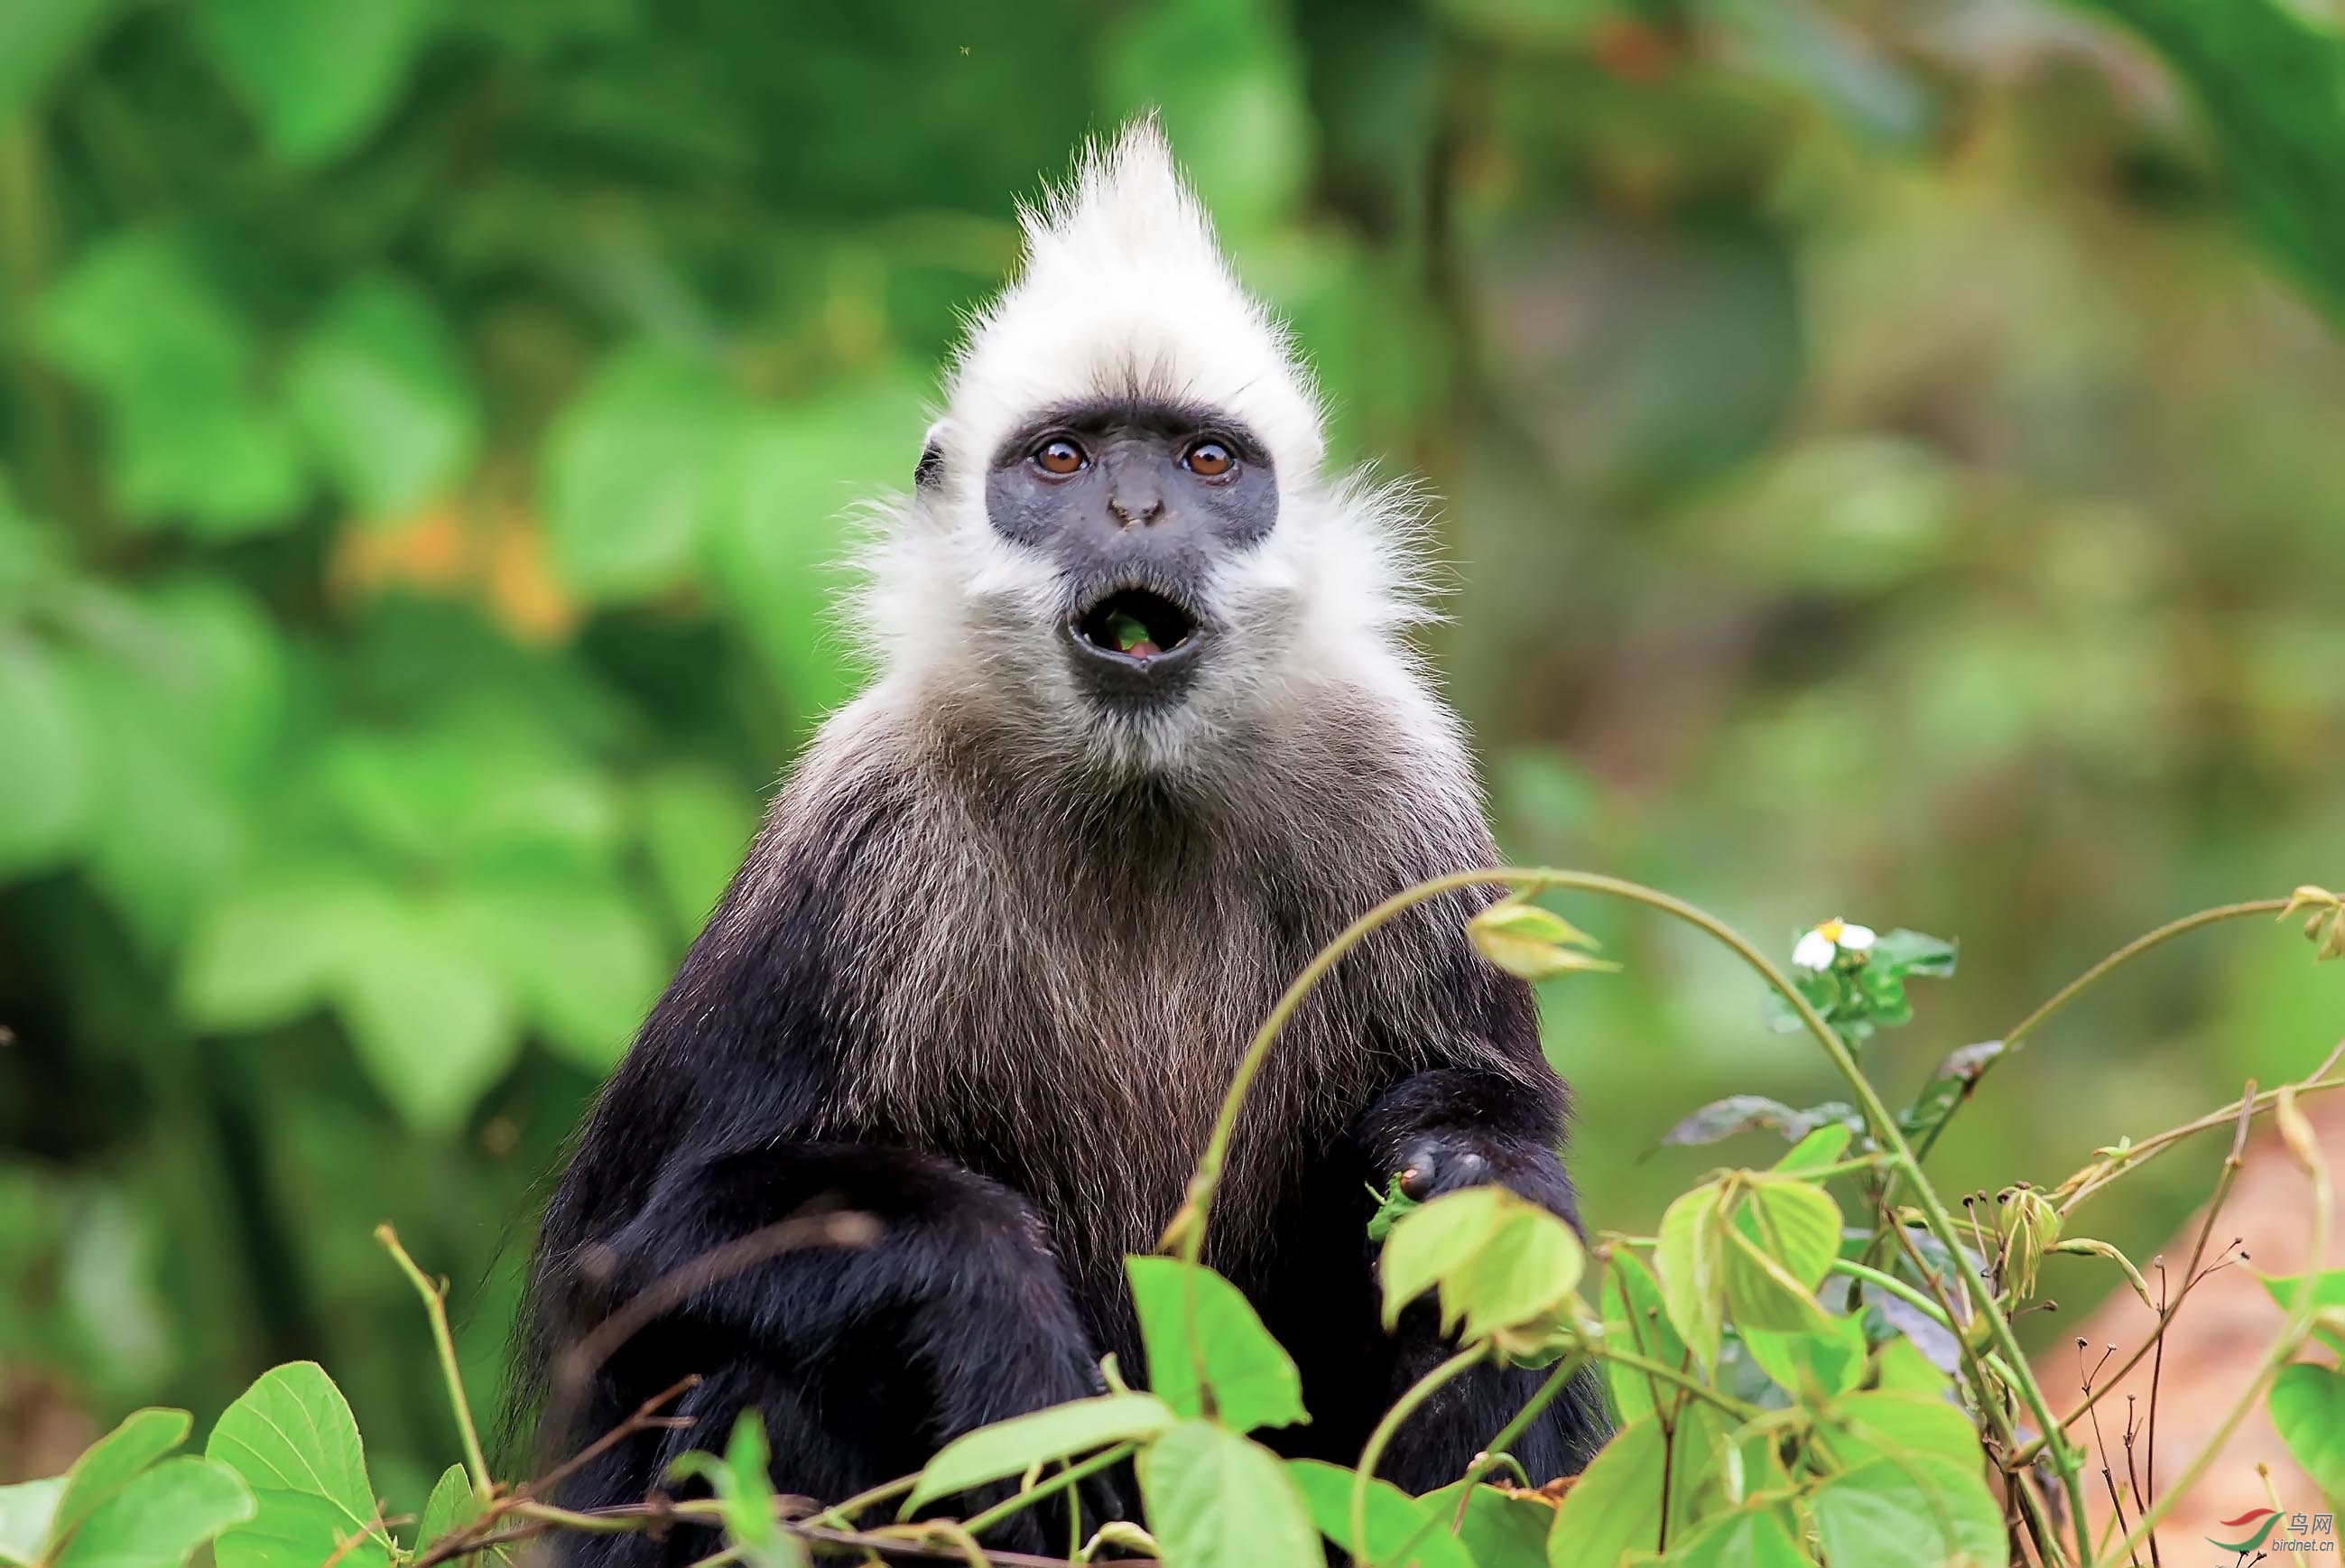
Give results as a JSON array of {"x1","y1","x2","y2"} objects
[
  {"x1": 1032, "y1": 438, "x2": 1088, "y2": 477},
  {"x1": 1182, "y1": 439, "x2": 1236, "y2": 478}
]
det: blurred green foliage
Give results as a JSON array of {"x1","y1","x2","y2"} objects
[{"x1": 2, "y1": 0, "x2": 2341, "y2": 1505}]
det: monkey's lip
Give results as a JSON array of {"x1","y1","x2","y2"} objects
[{"x1": 1065, "y1": 586, "x2": 1205, "y2": 676}]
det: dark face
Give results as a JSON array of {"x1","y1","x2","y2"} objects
[{"x1": 976, "y1": 399, "x2": 1278, "y2": 705}]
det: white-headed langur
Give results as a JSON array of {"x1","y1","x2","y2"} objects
[{"x1": 518, "y1": 120, "x2": 1609, "y2": 1560}]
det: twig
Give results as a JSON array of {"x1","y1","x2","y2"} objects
[
  {"x1": 2078, "y1": 1341, "x2": 2139, "y2": 1568},
  {"x1": 541, "y1": 1210, "x2": 882, "y2": 1474},
  {"x1": 2016, "y1": 1091, "x2": 2257, "y2": 1469},
  {"x1": 2096, "y1": 1087, "x2": 2331, "y2": 1565},
  {"x1": 958, "y1": 1443, "x2": 1135, "y2": 1540},
  {"x1": 377, "y1": 1225, "x2": 494, "y2": 1497},
  {"x1": 519, "y1": 1376, "x2": 701, "y2": 1503},
  {"x1": 2150, "y1": 1090, "x2": 2249, "y2": 1568},
  {"x1": 1914, "y1": 901, "x2": 2290, "y2": 1167},
  {"x1": 2058, "y1": 1044, "x2": 2345, "y2": 1214}
]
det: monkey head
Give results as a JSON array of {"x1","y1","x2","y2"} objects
[{"x1": 857, "y1": 119, "x2": 1439, "y2": 776}]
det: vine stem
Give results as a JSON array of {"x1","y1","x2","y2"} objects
[
  {"x1": 1174, "y1": 865, "x2": 2090, "y2": 1563},
  {"x1": 1351, "y1": 1344, "x2": 1485, "y2": 1566},
  {"x1": 1377, "y1": 1351, "x2": 1593, "y2": 1568},
  {"x1": 959, "y1": 1442, "x2": 1136, "y2": 1539},
  {"x1": 376, "y1": 1224, "x2": 493, "y2": 1498},
  {"x1": 2091, "y1": 1088, "x2": 2331, "y2": 1566},
  {"x1": 1914, "y1": 900, "x2": 2287, "y2": 1165}
]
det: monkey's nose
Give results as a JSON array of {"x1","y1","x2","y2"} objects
[{"x1": 1107, "y1": 487, "x2": 1165, "y2": 528}]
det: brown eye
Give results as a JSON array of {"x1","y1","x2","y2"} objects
[
  {"x1": 1183, "y1": 439, "x2": 1234, "y2": 478},
  {"x1": 1033, "y1": 438, "x2": 1087, "y2": 476}
]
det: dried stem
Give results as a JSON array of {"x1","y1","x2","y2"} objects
[{"x1": 2095, "y1": 1088, "x2": 2331, "y2": 1565}]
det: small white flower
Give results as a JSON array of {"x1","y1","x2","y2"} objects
[{"x1": 1793, "y1": 917, "x2": 1877, "y2": 971}]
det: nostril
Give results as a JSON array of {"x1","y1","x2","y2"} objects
[{"x1": 1108, "y1": 494, "x2": 1163, "y2": 528}]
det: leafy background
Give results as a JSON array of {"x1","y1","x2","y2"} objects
[{"x1": 2, "y1": 0, "x2": 2341, "y2": 1513}]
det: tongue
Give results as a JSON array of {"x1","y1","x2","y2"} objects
[{"x1": 1126, "y1": 639, "x2": 1161, "y2": 658}]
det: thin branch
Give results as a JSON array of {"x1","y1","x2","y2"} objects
[
  {"x1": 2016, "y1": 1090, "x2": 2257, "y2": 1468},
  {"x1": 2097, "y1": 1087, "x2": 2331, "y2": 1565},
  {"x1": 1914, "y1": 900, "x2": 2289, "y2": 1167},
  {"x1": 377, "y1": 1225, "x2": 494, "y2": 1498},
  {"x1": 540, "y1": 1210, "x2": 881, "y2": 1474}
]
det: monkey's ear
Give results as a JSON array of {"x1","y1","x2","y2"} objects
[{"x1": 914, "y1": 421, "x2": 948, "y2": 490}]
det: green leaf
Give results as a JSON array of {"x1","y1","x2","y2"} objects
[
  {"x1": 2259, "y1": 1269, "x2": 2345, "y2": 1356},
  {"x1": 1657, "y1": 1183, "x2": 1729, "y2": 1369},
  {"x1": 905, "y1": 1393, "x2": 1177, "y2": 1512},
  {"x1": 52, "y1": 1458, "x2": 254, "y2": 1568},
  {"x1": 1380, "y1": 1187, "x2": 1584, "y2": 1344},
  {"x1": 1468, "y1": 899, "x2": 1614, "y2": 981},
  {"x1": 0, "y1": 1480, "x2": 62, "y2": 1568},
  {"x1": 1807, "y1": 1456, "x2": 2002, "y2": 1568},
  {"x1": 1547, "y1": 1415, "x2": 1668, "y2": 1568},
  {"x1": 1720, "y1": 1228, "x2": 1836, "y2": 1335},
  {"x1": 190, "y1": 0, "x2": 438, "y2": 166},
  {"x1": 1735, "y1": 1177, "x2": 1842, "y2": 1289},
  {"x1": 1420, "y1": 1480, "x2": 1556, "y2": 1568},
  {"x1": 0, "y1": 632, "x2": 93, "y2": 875},
  {"x1": 1367, "y1": 1176, "x2": 1420, "y2": 1245},
  {"x1": 213, "y1": 1489, "x2": 393, "y2": 1568},
  {"x1": 1772, "y1": 1124, "x2": 1853, "y2": 1174},
  {"x1": 46, "y1": 1409, "x2": 191, "y2": 1549},
  {"x1": 34, "y1": 235, "x2": 306, "y2": 535},
  {"x1": 2271, "y1": 1362, "x2": 2345, "y2": 1501},
  {"x1": 1382, "y1": 1186, "x2": 1508, "y2": 1327},
  {"x1": 2068, "y1": 0, "x2": 2345, "y2": 317},
  {"x1": 1285, "y1": 1460, "x2": 1472, "y2": 1568},
  {"x1": 1868, "y1": 929, "x2": 1958, "y2": 978},
  {"x1": 1599, "y1": 1250, "x2": 1682, "y2": 1423},
  {"x1": 1815, "y1": 1390, "x2": 1984, "y2": 1471},
  {"x1": 204, "y1": 1362, "x2": 381, "y2": 1549},
  {"x1": 1126, "y1": 1257, "x2": 1307, "y2": 1433},
  {"x1": 0, "y1": 0, "x2": 124, "y2": 123},
  {"x1": 1655, "y1": 1504, "x2": 1809, "y2": 1567},
  {"x1": 1740, "y1": 1313, "x2": 1866, "y2": 1403},
  {"x1": 414, "y1": 1465, "x2": 481, "y2": 1555},
  {"x1": 288, "y1": 275, "x2": 479, "y2": 517},
  {"x1": 1135, "y1": 1421, "x2": 1320, "y2": 1568},
  {"x1": 666, "y1": 1414, "x2": 803, "y2": 1568},
  {"x1": 544, "y1": 344, "x2": 746, "y2": 601}
]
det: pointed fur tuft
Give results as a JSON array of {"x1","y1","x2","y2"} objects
[{"x1": 934, "y1": 118, "x2": 1325, "y2": 485}]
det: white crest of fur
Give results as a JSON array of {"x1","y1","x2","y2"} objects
[
  {"x1": 848, "y1": 119, "x2": 1460, "y2": 779},
  {"x1": 937, "y1": 117, "x2": 1325, "y2": 480}
]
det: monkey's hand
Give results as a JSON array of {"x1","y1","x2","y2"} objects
[{"x1": 1354, "y1": 1068, "x2": 1580, "y2": 1224}]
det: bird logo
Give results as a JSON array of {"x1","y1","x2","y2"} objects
[{"x1": 2206, "y1": 1508, "x2": 2284, "y2": 1555}]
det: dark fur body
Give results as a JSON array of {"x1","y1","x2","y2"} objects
[{"x1": 519, "y1": 677, "x2": 1609, "y2": 1559}]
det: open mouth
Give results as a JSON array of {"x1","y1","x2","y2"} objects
[{"x1": 1071, "y1": 587, "x2": 1200, "y2": 665}]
